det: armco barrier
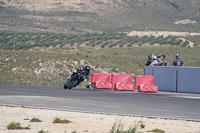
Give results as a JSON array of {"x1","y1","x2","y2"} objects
[{"x1": 145, "y1": 66, "x2": 200, "y2": 93}]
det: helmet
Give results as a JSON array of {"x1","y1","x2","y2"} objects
[{"x1": 84, "y1": 66, "x2": 90, "y2": 73}]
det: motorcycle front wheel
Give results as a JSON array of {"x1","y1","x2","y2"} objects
[{"x1": 63, "y1": 82, "x2": 68, "y2": 89}]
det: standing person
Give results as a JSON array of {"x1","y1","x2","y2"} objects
[
  {"x1": 150, "y1": 55, "x2": 162, "y2": 66},
  {"x1": 145, "y1": 53, "x2": 154, "y2": 66},
  {"x1": 161, "y1": 55, "x2": 169, "y2": 66},
  {"x1": 173, "y1": 54, "x2": 184, "y2": 66}
]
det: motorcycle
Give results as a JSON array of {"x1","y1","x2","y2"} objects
[{"x1": 63, "y1": 67, "x2": 90, "y2": 89}]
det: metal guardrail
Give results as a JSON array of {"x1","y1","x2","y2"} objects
[{"x1": 144, "y1": 66, "x2": 200, "y2": 94}]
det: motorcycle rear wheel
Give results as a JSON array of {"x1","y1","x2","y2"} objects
[{"x1": 68, "y1": 79, "x2": 79, "y2": 89}]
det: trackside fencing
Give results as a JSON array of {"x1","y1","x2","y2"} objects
[{"x1": 144, "y1": 66, "x2": 200, "y2": 94}]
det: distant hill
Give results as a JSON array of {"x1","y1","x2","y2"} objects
[{"x1": 0, "y1": 0, "x2": 200, "y2": 33}]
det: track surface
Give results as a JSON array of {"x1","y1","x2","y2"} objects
[{"x1": 0, "y1": 85, "x2": 200, "y2": 121}]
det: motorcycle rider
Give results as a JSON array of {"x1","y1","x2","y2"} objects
[
  {"x1": 64, "y1": 65, "x2": 90, "y2": 89},
  {"x1": 74, "y1": 66, "x2": 90, "y2": 82},
  {"x1": 83, "y1": 66, "x2": 90, "y2": 82}
]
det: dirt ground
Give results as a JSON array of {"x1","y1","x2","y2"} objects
[{"x1": 0, "y1": 106, "x2": 200, "y2": 133}]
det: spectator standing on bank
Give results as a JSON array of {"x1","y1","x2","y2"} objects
[
  {"x1": 145, "y1": 53, "x2": 154, "y2": 66},
  {"x1": 161, "y1": 55, "x2": 169, "y2": 66},
  {"x1": 173, "y1": 54, "x2": 184, "y2": 66},
  {"x1": 150, "y1": 55, "x2": 162, "y2": 66}
]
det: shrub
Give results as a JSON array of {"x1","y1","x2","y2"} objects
[
  {"x1": 168, "y1": 37, "x2": 177, "y2": 45},
  {"x1": 140, "y1": 123, "x2": 145, "y2": 129},
  {"x1": 101, "y1": 41, "x2": 109, "y2": 48},
  {"x1": 174, "y1": 39, "x2": 182, "y2": 45},
  {"x1": 7, "y1": 122, "x2": 30, "y2": 130},
  {"x1": 30, "y1": 118, "x2": 42, "y2": 122},
  {"x1": 38, "y1": 130, "x2": 46, "y2": 133},
  {"x1": 110, "y1": 121, "x2": 136, "y2": 133},
  {"x1": 109, "y1": 42, "x2": 118, "y2": 48},
  {"x1": 150, "y1": 128, "x2": 165, "y2": 133},
  {"x1": 182, "y1": 41, "x2": 189, "y2": 47},
  {"x1": 53, "y1": 118, "x2": 71, "y2": 124}
]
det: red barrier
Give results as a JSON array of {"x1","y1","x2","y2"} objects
[
  {"x1": 138, "y1": 84, "x2": 158, "y2": 93},
  {"x1": 91, "y1": 73, "x2": 112, "y2": 89},
  {"x1": 115, "y1": 82, "x2": 135, "y2": 91},
  {"x1": 135, "y1": 75, "x2": 154, "y2": 86},
  {"x1": 91, "y1": 73, "x2": 135, "y2": 91},
  {"x1": 91, "y1": 73, "x2": 111, "y2": 83},
  {"x1": 111, "y1": 74, "x2": 133, "y2": 90},
  {"x1": 95, "y1": 81, "x2": 112, "y2": 89}
]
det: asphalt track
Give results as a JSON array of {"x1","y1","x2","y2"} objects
[{"x1": 0, "y1": 85, "x2": 200, "y2": 121}]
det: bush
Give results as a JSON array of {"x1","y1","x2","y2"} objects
[
  {"x1": 150, "y1": 129, "x2": 165, "y2": 133},
  {"x1": 101, "y1": 41, "x2": 109, "y2": 48},
  {"x1": 38, "y1": 130, "x2": 46, "y2": 133},
  {"x1": 53, "y1": 118, "x2": 71, "y2": 124},
  {"x1": 30, "y1": 118, "x2": 42, "y2": 122},
  {"x1": 168, "y1": 37, "x2": 177, "y2": 45},
  {"x1": 174, "y1": 39, "x2": 182, "y2": 45},
  {"x1": 7, "y1": 122, "x2": 30, "y2": 130},
  {"x1": 182, "y1": 41, "x2": 189, "y2": 47},
  {"x1": 110, "y1": 121, "x2": 136, "y2": 133}
]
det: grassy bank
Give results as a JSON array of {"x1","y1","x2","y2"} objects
[{"x1": 1, "y1": 46, "x2": 200, "y2": 87}]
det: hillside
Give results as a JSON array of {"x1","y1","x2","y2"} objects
[
  {"x1": 0, "y1": 0, "x2": 200, "y2": 33},
  {"x1": 1, "y1": 46, "x2": 200, "y2": 87},
  {"x1": 1, "y1": 0, "x2": 200, "y2": 88}
]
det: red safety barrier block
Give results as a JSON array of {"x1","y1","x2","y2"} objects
[
  {"x1": 95, "y1": 81, "x2": 112, "y2": 89},
  {"x1": 138, "y1": 84, "x2": 158, "y2": 93},
  {"x1": 91, "y1": 73, "x2": 112, "y2": 89},
  {"x1": 91, "y1": 73, "x2": 111, "y2": 83},
  {"x1": 115, "y1": 82, "x2": 135, "y2": 91},
  {"x1": 111, "y1": 74, "x2": 132, "y2": 90},
  {"x1": 135, "y1": 75, "x2": 154, "y2": 87}
]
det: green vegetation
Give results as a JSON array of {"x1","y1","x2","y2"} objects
[
  {"x1": 149, "y1": 128, "x2": 165, "y2": 133},
  {"x1": 140, "y1": 123, "x2": 145, "y2": 129},
  {"x1": 184, "y1": 36, "x2": 200, "y2": 46},
  {"x1": 30, "y1": 118, "x2": 42, "y2": 122},
  {"x1": 7, "y1": 122, "x2": 31, "y2": 130},
  {"x1": 0, "y1": 32, "x2": 195, "y2": 51},
  {"x1": 110, "y1": 122, "x2": 136, "y2": 133},
  {"x1": 38, "y1": 130, "x2": 47, "y2": 133},
  {"x1": 1, "y1": 43, "x2": 200, "y2": 87},
  {"x1": 53, "y1": 118, "x2": 72, "y2": 124},
  {"x1": 182, "y1": 41, "x2": 189, "y2": 47},
  {"x1": 0, "y1": 1, "x2": 5, "y2": 5}
]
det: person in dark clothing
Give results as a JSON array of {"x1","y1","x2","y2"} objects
[
  {"x1": 173, "y1": 54, "x2": 184, "y2": 66},
  {"x1": 161, "y1": 55, "x2": 169, "y2": 66},
  {"x1": 145, "y1": 53, "x2": 154, "y2": 66}
]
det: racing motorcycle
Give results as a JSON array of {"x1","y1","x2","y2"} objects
[{"x1": 63, "y1": 66, "x2": 90, "y2": 89}]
